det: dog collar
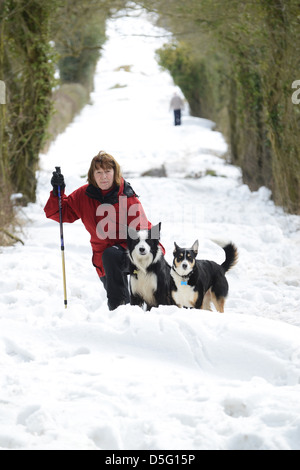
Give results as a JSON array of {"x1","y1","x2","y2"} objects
[{"x1": 172, "y1": 266, "x2": 192, "y2": 285}]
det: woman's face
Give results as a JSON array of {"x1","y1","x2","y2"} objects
[{"x1": 94, "y1": 166, "x2": 114, "y2": 191}]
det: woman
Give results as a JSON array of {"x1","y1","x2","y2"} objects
[{"x1": 44, "y1": 151, "x2": 152, "y2": 310}]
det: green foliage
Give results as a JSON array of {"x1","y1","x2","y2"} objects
[
  {"x1": 0, "y1": 0, "x2": 123, "y2": 211},
  {"x1": 156, "y1": 42, "x2": 213, "y2": 118},
  {"x1": 0, "y1": 0, "x2": 128, "y2": 243},
  {"x1": 144, "y1": 0, "x2": 300, "y2": 213},
  {"x1": 0, "y1": 0, "x2": 58, "y2": 203},
  {"x1": 57, "y1": 17, "x2": 106, "y2": 91}
]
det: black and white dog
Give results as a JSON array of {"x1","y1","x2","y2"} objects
[
  {"x1": 171, "y1": 240, "x2": 238, "y2": 312},
  {"x1": 127, "y1": 223, "x2": 172, "y2": 310}
]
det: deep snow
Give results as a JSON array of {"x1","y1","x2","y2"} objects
[{"x1": 1, "y1": 8, "x2": 300, "y2": 450}]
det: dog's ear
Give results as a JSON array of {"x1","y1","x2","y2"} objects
[
  {"x1": 173, "y1": 242, "x2": 180, "y2": 254},
  {"x1": 128, "y1": 225, "x2": 138, "y2": 241},
  {"x1": 154, "y1": 222, "x2": 161, "y2": 233},
  {"x1": 191, "y1": 240, "x2": 199, "y2": 254},
  {"x1": 150, "y1": 222, "x2": 161, "y2": 240}
]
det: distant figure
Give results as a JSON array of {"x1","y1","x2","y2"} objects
[{"x1": 169, "y1": 92, "x2": 184, "y2": 126}]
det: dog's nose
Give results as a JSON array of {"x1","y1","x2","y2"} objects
[
  {"x1": 139, "y1": 247, "x2": 146, "y2": 254},
  {"x1": 182, "y1": 263, "x2": 188, "y2": 270}
]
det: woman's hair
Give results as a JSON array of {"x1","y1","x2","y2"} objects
[{"x1": 87, "y1": 151, "x2": 122, "y2": 187}]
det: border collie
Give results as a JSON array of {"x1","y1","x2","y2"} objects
[
  {"x1": 127, "y1": 223, "x2": 171, "y2": 310},
  {"x1": 171, "y1": 240, "x2": 238, "y2": 312}
]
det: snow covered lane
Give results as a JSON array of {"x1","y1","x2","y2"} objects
[
  {"x1": 1, "y1": 8, "x2": 300, "y2": 450},
  {"x1": 1, "y1": 308, "x2": 300, "y2": 450}
]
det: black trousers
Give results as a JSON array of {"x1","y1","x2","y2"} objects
[
  {"x1": 100, "y1": 245, "x2": 130, "y2": 310},
  {"x1": 174, "y1": 109, "x2": 181, "y2": 126}
]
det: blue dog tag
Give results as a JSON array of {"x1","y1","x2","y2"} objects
[{"x1": 181, "y1": 281, "x2": 187, "y2": 286}]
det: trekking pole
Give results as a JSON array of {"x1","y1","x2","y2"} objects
[{"x1": 55, "y1": 166, "x2": 67, "y2": 309}]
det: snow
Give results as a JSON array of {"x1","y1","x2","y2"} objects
[{"x1": 1, "y1": 8, "x2": 300, "y2": 450}]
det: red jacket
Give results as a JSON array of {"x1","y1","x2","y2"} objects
[{"x1": 44, "y1": 178, "x2": 154, "y2": 277}]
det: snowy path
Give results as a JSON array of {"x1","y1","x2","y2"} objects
[{"x1": 1, "y1": 10, "x2": 300, "y2": 450}]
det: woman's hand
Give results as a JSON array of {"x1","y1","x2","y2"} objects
[{"x1": 51, "y1": 171, "x2": 65, "y2": 196}]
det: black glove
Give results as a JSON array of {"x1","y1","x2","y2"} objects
[{"x1": 51, "y1": 171, "x2": 65, "y2": 196}]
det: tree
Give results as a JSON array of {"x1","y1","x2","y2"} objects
[
  {"x1": 0, "y1": 0, "x2": 58, "y2": 203},
  {"x1": 140, "y1": 0, "x2": 300, "y2": 213},
  {"x1": 0, "y1": 0, "x2": 128, "y2": 205}
]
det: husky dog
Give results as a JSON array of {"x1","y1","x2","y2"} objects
[
  {"x1": 171, "y1": 241, "x2": 238, "y2": 312},
  {"x1": 127, "y1": 223, "x2": 171, "y2": 310}
]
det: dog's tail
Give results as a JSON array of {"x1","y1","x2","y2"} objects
[{"x1": 221, "y1": 243, "x2": 238, "y2": 273}]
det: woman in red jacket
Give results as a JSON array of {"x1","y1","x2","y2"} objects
[{"x1": 44, "y1": 151, "x2": 152, "y2": 310}]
